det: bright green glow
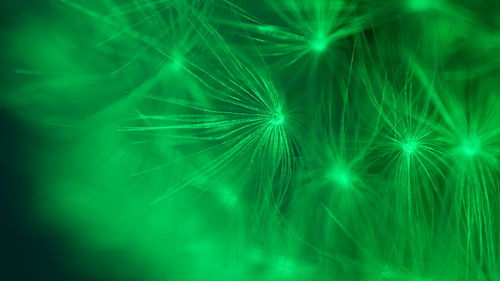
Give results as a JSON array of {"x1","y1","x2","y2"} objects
[
  {"x1": 310, "y1": 35, "x2": 328, "y2": 52},
  {"x1": 407, "y1": 0, "x2": 434, "y2": 11},
  {"x1": 270, "y1": 111, "x2": 285, "y2": 125},
  {"x1": 224, "y1": 0, "x2": 369, "y2": 68},
  {"x1": 331, "y1": 170, "x2": 351, "y2": 186},
  {"x1": 402, "y1": 138, "x2": 419, "y2": 155},
  {"x1": 328, "y1": 165, "x2": 353, "y2": 187},
  {"x1": 460, "y1": 138, "x2": 481, "y2": 156},
  {"x1": 169, "y1": 57, "x2": 184, "y2": 71},
  {"x1": 258, "y1": 25, "x2": 276, "y2": 34},
  {"x1": 3, "y1": 0, "x2": 500, "y2": 281}
]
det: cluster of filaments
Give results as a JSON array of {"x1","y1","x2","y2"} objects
[{"x1": 43, "y1": 0, "x2": 500, "y2": 280}]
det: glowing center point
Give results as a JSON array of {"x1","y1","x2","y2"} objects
[
  {"x1": 460, "y1": 138, "x2": 481, "y2": 156},
  {"x1": 170, "y1": 60, "x2": 183, "y2": 71},
  {"x1": 407, "y1": 0, "x2": 433, "y2": 11},
  {"x1": 169, "y1": 54, "x2": 184, "y2": 71},
  {"x1": 310, "y1": 35, "x2": 328, "y2": 52},
  {"x1": 402, "y1": 139, "x2": 418, "y2": 155},
  {"x1": 328, "y1": 167, "x2": 352, "y2": 187},
  {"x1": 270, "y1": 112, "x2": 284, "y2": 125}
]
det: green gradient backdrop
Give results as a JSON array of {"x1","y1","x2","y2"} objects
[{"x1": 1, "y1": 1, "x2": 499, "y2": 281}]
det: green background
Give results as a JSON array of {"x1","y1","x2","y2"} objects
[{"x1": 1, "y1": 1, "x2": 499, "y2": 280}]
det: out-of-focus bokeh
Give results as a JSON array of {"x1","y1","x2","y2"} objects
[{"x1": 1, "y1": 1, "x2": 499, "y2": 280}]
